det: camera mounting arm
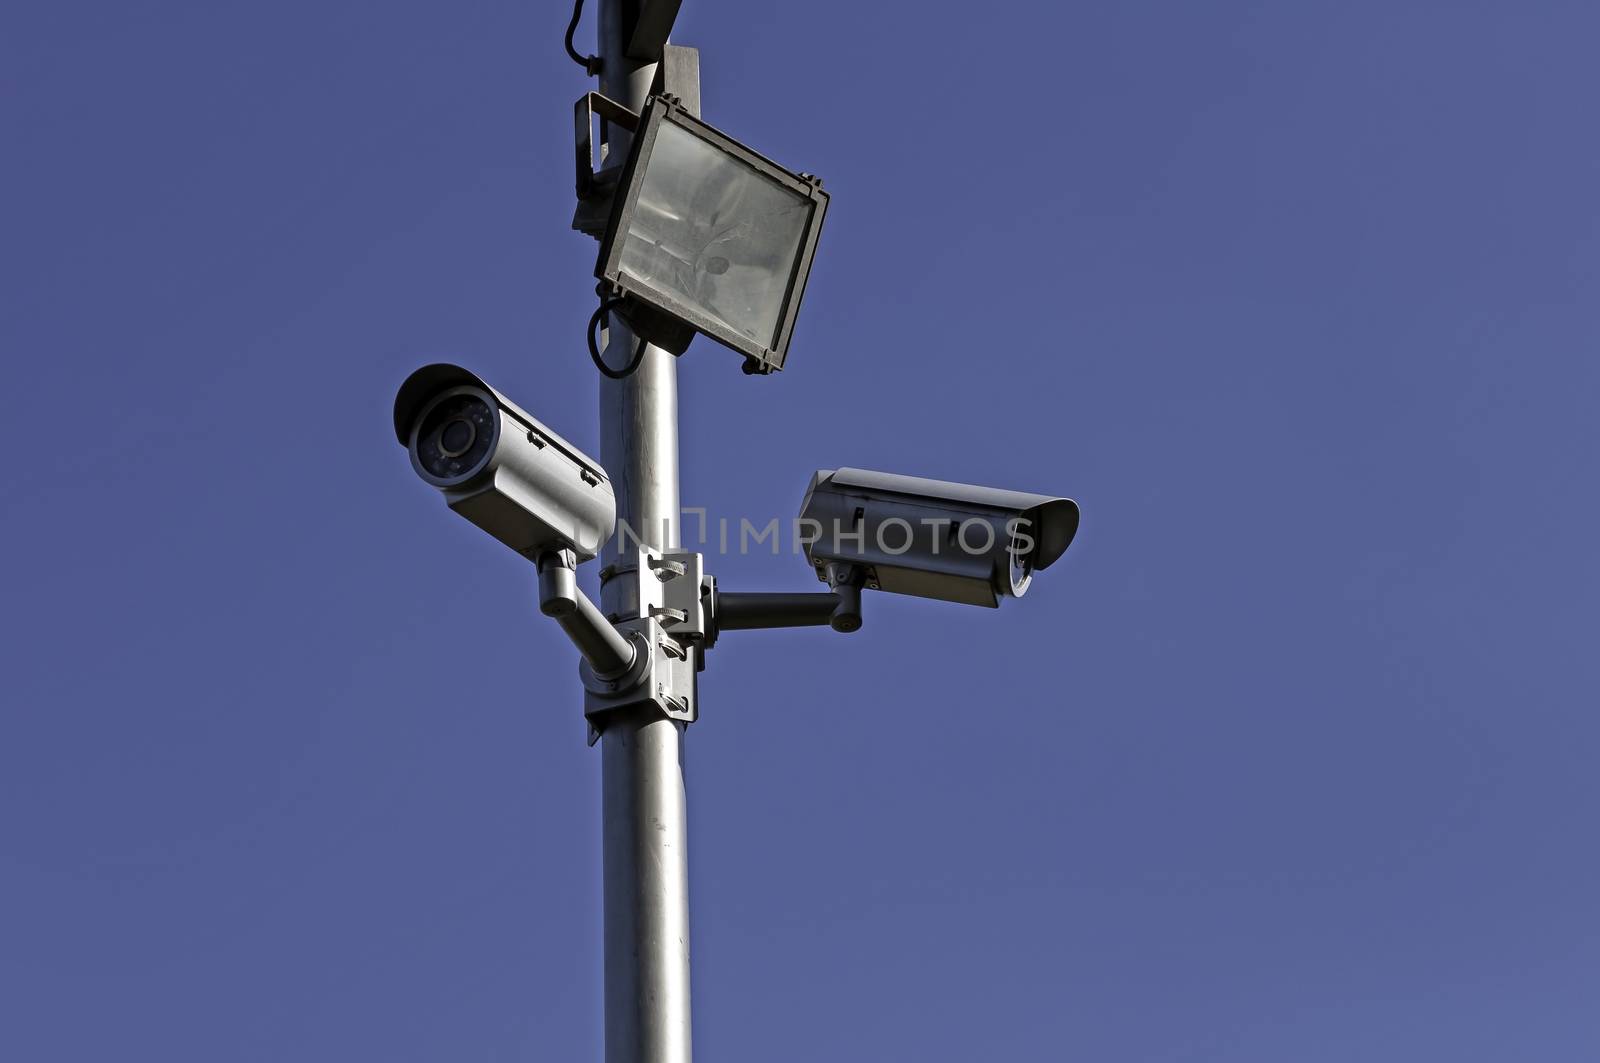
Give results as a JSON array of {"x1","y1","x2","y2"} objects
[
  {"x1": 714, "y1": 592, "x2": 843, "y2": 630},
  {"x1": 537, "y1": 550, "x2": 637, "y2": 678},
  {"x1": 709, "y1": 566, "x2": 862, "y2": 637}
]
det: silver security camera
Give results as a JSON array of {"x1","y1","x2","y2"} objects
[
  {"x1": 797, "y1": 467, "x2": 1079, "y2": 611},
  {"x1": 392, "y1": 363, "x2": 616, "y2": 563}
]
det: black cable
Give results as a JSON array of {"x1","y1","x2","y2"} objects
[
  {"x1": 564, "y1": 0, "x2": 601, "y2": 75},
  {"x1": 588, "y1": 299, "x2": 647, "y2": 379}
]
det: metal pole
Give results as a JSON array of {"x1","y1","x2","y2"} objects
[{"x1": 594, "y1": 3, "x2": 691, "y2": 1061}]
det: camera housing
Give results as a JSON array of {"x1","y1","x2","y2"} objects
[
  {"x1": 798, "y1": 468, "x2": 1079, "y2": 608},
  {"x1": 393, "y1": 363, "x2": 616, "y2": 563}
]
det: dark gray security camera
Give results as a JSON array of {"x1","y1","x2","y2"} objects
[
  {"x1": 393, "y1": 363, "x2": 616, "y2": 563},
  {"x1": 798, "y1": 468, "x2": 1079, "y2": 610}
]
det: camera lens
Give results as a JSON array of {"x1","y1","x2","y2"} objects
[
  {"x1": 1008, "y1": 525, "x2": 1035, "y2": 596},
  {"x1": 438, "y1": 418, "x2": 475, "y2": 456},
  {"x1": 414, "y1": 389, "x2": 496, "y2": 482}
]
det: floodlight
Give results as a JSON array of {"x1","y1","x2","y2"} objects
[{"x1": 595, "y1": 94, "x2": 830, "y2": 374}]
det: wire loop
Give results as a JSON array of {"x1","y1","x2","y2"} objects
[
  {"x1": 564, "y1": 0, "x2": 601, "y2": 75},
  {"x1": 587, "y1": 299, "x2": 648, "y2": 379}
]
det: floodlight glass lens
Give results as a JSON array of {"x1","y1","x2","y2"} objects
[{"x1": 619, "y1": 122, "x2": 812, "y2": 350}]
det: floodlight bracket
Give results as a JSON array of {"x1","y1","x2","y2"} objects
[
  {"x1": 574, "y1": 92, "x2": 639, "y2": 199},
  {"x1": 572, "y1": 46, "x2": 697, "y2": 238},
  {"x1": 651, "y1": 45, "x2": 701, "y2": 118},
  {"x1": 600, "y1": 287, "x2": 697, "y2": 356}
]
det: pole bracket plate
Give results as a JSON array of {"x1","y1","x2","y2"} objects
[
  {"x1": 580, "y1": 545, "x2": 706, "y2": 742},
  {"x1": 580, "y1": 617, "x2": 698, "y2": 744},
  {"x1": 635, "y1": 545, "x2": 707, "y2": 643}
]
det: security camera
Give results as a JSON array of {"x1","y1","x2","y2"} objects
[
  {"x1": 797, "y1": 468, "x2": 1079, "y2": 609},
  {"x1": 392, "y1": 363, "x2": 616, "y2": 563}
]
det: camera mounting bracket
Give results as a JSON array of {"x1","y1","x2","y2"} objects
[
  {"x1": 580, "y1": 617, "x2": 697, "y2": 744},
  {"x1": 580, "y1": 544, "x2": 705, "y2": 743}
]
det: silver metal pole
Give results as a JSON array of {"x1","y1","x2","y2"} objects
[{"x1": 594, "y1": 3, "x2": 691, "y2": 1060}]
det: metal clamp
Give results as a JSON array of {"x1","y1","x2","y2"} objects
[
  {"x1": 573, "y1": 91, "x2": 641, "y2": 237},
  {"x1": 574, "y1": 91, "x2": 639, "y2": 200},
  {"x1": 571, "y1": 44, "x2": 698, "y2": 236},
  {"x1": 581, "y1": 617, "x2": 697, "y2": 744},
  {"x1": 578, "y1": 545, "x2": 707, "y2": 741},
  {"x1": 636, "y1": 546, "x2": 707, "y2": 643}
]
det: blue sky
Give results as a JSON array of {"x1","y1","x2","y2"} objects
[{"x1": 3, "y1": 1, "x2": 1597, "y2": 1059}]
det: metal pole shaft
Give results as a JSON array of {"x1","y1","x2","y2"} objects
[{"x1": 594, "y1": 4, "x2": 691, "y2": 1061}]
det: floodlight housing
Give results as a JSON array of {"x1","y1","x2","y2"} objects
[{"x1": 595, "y1": 94, "x2": 830, "y2": 374}]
